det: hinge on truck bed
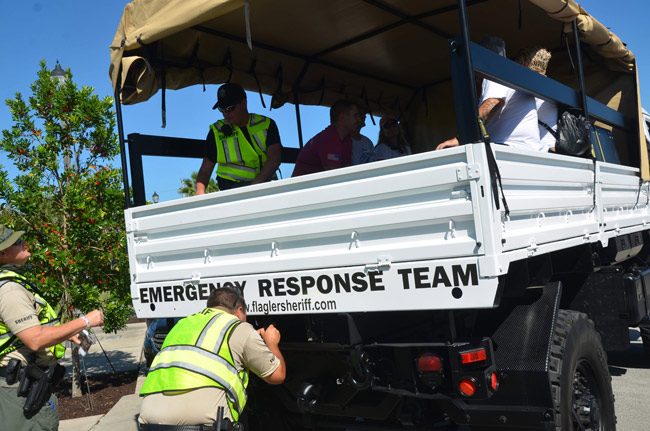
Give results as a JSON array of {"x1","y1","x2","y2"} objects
[
  {"x1": 182, "y1": 273, "x2": 201, "y2": 286},
  {"x1": 126, "y1": 220, "x2": 139, "y2": 233},
  {"x1": 133, "y1": 233, "x2": 148, "y2": 243},
  {"x1": 456, "y1": 164, "x2": 480, "y2": 181},
  {"x1": 364, "y1": 256, "x2": 391, "y2": 273}
]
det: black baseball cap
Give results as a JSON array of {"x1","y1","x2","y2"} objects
[{"x1": 212, "y1": 83, "x2": 246, "y2": 110}]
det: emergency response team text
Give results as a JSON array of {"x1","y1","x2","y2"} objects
[{"x1": 137, "y1": 263, "x2": 479, "y2": 306}]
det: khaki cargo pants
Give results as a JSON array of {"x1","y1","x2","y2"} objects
[{"x1": 0, "y1": 381, "x2": 59, "y2": 431}]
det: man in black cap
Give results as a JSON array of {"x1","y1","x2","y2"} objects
[{"x1": 196, "y1": 83, "x2": 282, "y2": 193}]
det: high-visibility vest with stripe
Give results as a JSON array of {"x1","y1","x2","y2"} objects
[
  {"x1": 139, "y1": 308, "x2": 249, "y2": 422},
  {"x1": 0, "y1": 270, "x2": 66, "y2": 360},
  {"x1": 211, "y1": 113, "x2": 271, "y2": 182}
]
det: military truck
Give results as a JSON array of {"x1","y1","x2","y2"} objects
[{"x1": 110, "y1": 1, "x2": 649, "y2": 429}]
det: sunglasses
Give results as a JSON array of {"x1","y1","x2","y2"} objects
[
  {"x1": 13, "y1": 239, "x2": 25, "y2": 247},
  {"x1": 218, "y1": 104, "x2": 237, "y2": 114},
  {"x1": 382, "y1": 120, "x2": 399, "y2": 129}
]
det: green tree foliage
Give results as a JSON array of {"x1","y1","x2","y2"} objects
[
  {"x1": 0, "y1": 61, "x2": 130, "y2": 334},
  {"x1": 178, "y1": 171, "x2": 218, "y2": 197}
]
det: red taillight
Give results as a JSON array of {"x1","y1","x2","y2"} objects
[
  {"x1": 459, "y1": 348, "x2": 487, "y2": 365},
  {"x1": 417, "y1": 353, "x2": 443, "y2": 372},
  {"x1": 459, "y1": 378, "x2": 477, "y2": 397},
  {"x1": 490, "y1": 371, "x2": 499, "y2": 391}
]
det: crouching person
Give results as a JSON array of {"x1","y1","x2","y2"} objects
[
  {"x1": 0, "y1": 226, "x2": 104, "y2": 431},
  {"x1": 138, "y1": 287, "x2": 286, "y2": 430}
]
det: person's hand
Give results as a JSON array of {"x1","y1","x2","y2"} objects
[
  {"x1": 69, "y1": 334, "x2": 81, "y2": 345},
  {"x1": 258, "y1": 324, "x2": 281, "y2": 347},
  {"x1": 436, "y1": 137, "x2": 460, "y2": 150},
  {"x1": 85, "y1": 309, "x2": 104, "y2": 328}
]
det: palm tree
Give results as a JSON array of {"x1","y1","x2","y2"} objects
[{"x1": 178, "y1": 172, "x2": 218, "y2": 197}]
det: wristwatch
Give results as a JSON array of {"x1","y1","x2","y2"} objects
[{"x1": 80, "y1": 315, "x2": 91, "y2": 330}]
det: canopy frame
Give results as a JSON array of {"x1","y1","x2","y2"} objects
[{"x1": 113, "y1": 0, "x2": 644, "y2": 208}]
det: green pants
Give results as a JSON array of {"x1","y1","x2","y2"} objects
[{"x1": 0, "y1": 385, "x2": 59, "y2": 431}]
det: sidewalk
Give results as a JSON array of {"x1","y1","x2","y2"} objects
[
  {"x1": 59, "y1": 322, "x2": 146, "y2": 431},
  {"x1": 60, "y1": 322, "x2": 147, "y2": 375}
]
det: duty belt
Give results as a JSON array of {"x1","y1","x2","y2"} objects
[{"x1": 138, "y1": 422, "x2": 235, "y2": 431}]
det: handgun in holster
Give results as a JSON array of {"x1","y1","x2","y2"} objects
[
  {"x1": 20, "y1": 363, "x2": 65, "y2": 417},
  {"x1": 213, "y1": 406, "x2": 240, "y2": 431},
  {"x1": 5, "y1": 358, "x2": 23, "y2": 385}
]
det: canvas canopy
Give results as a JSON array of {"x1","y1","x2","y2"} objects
[{"x1": 109, "y1": 0, "x2": 647, "y2": 176}]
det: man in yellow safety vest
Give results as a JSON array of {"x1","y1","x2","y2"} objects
[
  {"x1": 138, "y1": 287, "x2": 286, "y2": 430},
  {"x1": 0, "y1": 225, "x2": 104, "y2": 430},
  {"x1": 196, "y1": 83, "x2": 282, "y2": 193}
]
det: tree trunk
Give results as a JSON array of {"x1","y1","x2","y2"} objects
[{"x1": 71, "y1": 344, "x2": 83, "y2": 398}]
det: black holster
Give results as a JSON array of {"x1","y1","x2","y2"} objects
[
  {"x1": 137, "y1": 419, "x2": 237, "y2": 431},
  {"x1": 5, "y1": 358, "x2": 22, "y2": 385},
  {"x1": 18, "y1": 363, "x2": 65, "y2": 417}
]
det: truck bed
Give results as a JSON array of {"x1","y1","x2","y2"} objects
[{"x1": 125, "y1": 143, "x2": 649, "y2": 317}]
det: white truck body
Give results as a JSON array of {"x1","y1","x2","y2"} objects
[{"x1": 125, "y1": 142, "x2": 649, "y2": 318}]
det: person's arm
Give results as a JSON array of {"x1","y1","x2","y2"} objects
[
  {"x1": 478, "y1": 97, "x2": 503, "y2": 123},
  {"x1": 252, "y1": 143, "x2": 281, "y2": 184},
  {"x1": 436, "y1": 137, "x2": 460, "y2": 150},
  {"x1": 16, "y1": 309, "x2": 103, "y2": 352},
  {"x1": 196, "y1": 128, "x2": 218, "y2": 194},
  {"x1": 257, "y1": 324, "x2": 286, "y2": 385},
  {"x1": 436, "y1": 97, "x2": 504, "y2": 150},
  {"x1": 196, "y1": 157, "x2": 216, "y2": 195}
]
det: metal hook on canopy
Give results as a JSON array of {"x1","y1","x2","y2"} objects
[
  {"x1": 222, "y1": 50, "x2": 233, "y2": 83},
  {"x1": 249, "y1": 59, "x2": 266, "y2": 108},
  {"x1": 317, "y1": 77, "x2": 326, "y2": 105},
  {"x1": 270, "y1": 65, "x2": 284, "y2": 110},
  {"x1": 423, "y1": 88, "x2": 429, "y2": 117},
  {"x1": 360, "y1": 87, "x2": 375, "y2": 126},
  {"x1": 244, "y1": 0, "x2": 253, "y2": 51}
]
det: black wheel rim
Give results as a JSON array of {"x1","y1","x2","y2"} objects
[{"x1": 571, "y1": 359, "x2": 604, "y2": 431}]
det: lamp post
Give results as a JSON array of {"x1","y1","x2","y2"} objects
[
  {"x1": 50, "y1": 61, "x2": 66, "y2": 85},
  {"x1": 51, "y1": 61, "x2": 71, "y2": 170},
  {"x1": 152, "y1": 192, "x2": 159, "y2": 204}
]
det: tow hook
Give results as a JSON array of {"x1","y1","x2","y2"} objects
[
  {"x1": 348, "y1": 348, "x2": 372, "y2": 390},
  {"x1": 296, "y1": 382, "x2": 320, "y2": 413}
]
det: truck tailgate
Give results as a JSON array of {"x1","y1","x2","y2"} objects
[{"x1": 125, "y1": 146, "x2": 490, "y2": 317}]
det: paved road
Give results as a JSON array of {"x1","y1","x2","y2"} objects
[{"x1": 608, "y1": 328, "x2": 650, "y2": 431}]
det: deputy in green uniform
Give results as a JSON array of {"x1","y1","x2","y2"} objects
[
  {"x1": 196, "y1": 82, "x2": 283, "y2": 193},
  {"x1": 0, "y1": 225, "x2": 104, "y2": 431},
  {"x1": 138, "y1": 287, "x2": 286, "y2": 430}
]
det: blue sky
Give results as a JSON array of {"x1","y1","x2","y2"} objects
[{"x1": 0, "y1": 1, "x2": 648, "y2": 203}]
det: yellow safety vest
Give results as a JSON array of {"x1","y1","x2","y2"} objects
[
  {"x1": 211, "y1": 113, "x2": 271, "y2": 182},
  {"x1": 140, "y1": 308, "x2": 249, "y2": 422},
  {"x1": 0, "y1": 270, "x2": 66, "y2": 360}
]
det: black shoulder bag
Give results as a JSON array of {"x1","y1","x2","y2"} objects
[{"x1": 539, "y1": 110, "x2": 593, "y2": 158}]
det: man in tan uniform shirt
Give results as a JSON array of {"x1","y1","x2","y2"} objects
[
  {"x1": 138, "y1": 287, "x2": 286, "y2": 428},
  {"x1": 0, "y1": 225, "x2": 104, "y2": 430}
]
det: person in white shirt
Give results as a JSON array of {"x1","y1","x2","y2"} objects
[
  {"x1": 371, "y1": 117, "x2": 412, "y2": 161},
  {"x1": 478, "y1": 78, "x2": 541, "y2": 151},
  {"x1": 437, "y1": 40, "x2": 551, "y2": 153},
  {"x1": 516, "y1": 47, "x2": 556, "y2": 152}
]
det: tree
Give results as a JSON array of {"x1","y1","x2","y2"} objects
[
  {"x1": 0, "y1": 61, "x2": 131, "y2": 397},
  {"x1": 178, "y1": 171, "x2": 218, "y2": 197}
]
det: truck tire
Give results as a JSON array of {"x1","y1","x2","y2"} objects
[{"x1": 548, "y1": 310, "x2": 616, "y2": 430}]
